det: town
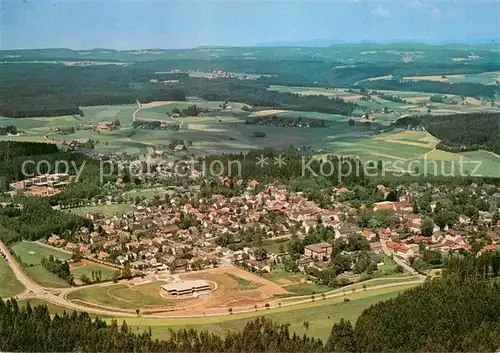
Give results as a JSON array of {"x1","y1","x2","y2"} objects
[{"x1": 15, "y1": 169, "x2": 498, "y2": 286}]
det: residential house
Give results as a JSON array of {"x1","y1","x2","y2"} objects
[{"x1": 304, "y1": 242, "x2": 333, "y2": 261}]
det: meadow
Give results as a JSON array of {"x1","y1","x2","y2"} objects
[
  {"x1": 70, "y1": 261, "x2": 118, "y2": 282},
  {"x1": 67, "y1": 282, "x2": 176, "y2": 311},
  {"x1": 0, "y1": 257, "x2": 25, "y2": 298},
  {"x1": 67, "y1": 203, "x2": 135, "y2": 217},
  {"x1": 17, "y1": 283, "x2": 417, "y2": 341},
  {"x1": 129, "y1": 284, "x2": 417, "y2": 341},
  {"x1": 11, "y1": 241, "x2": 73, "y2": 288},
  {"x1": 11, "y1": 241, "x2": 72, "y2": 266},
  {"x1": 1, "y1": 90, "x2": 499, "y2": 177}
]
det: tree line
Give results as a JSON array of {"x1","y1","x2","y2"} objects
[
  {"x1": 2, "y1": 252, "x2": 500, "y2": 352},
  {"x1": 0, "y1": 64, "x2": 186, "y2": 118},
  {"x1": 394, "y1": 112, "x2": 500, "y2": 154}
]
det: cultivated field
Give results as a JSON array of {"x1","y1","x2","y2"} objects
[{"x1": 2, "y1": 91, "x2": 499, "y2": 177}]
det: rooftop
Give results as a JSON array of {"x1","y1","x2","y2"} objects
[
  {"x1": 162, "y1": 279, "x2": 210, "y2": 292},
  {"x1": 305, "y1": 242, "x2": 332, "y2": 253}
]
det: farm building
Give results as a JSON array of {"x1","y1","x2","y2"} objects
[
  {"x1": 162, "y1": 280, "x2": 211, "y2": 296},
  {"x1": 95, "y1": 121, "x2": 115, "y2": 131}
]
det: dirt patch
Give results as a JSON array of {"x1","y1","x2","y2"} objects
[
  {"x1": 366, "y1": 75, "x2": 393, "y2": 81},
  {"x1": 250, "y1": 109, "x2": 288, "y2": 117},
  {"x1": 403, "y1": 74, "x2": 465, "y2": 82},
  {"x1": 371, "y1": 152, "x2": 407, "y2": 161},
  {"x1": 405, "y1": 96, "x2": 430, "y2": 103},
  {"x1": 140, "y1": 101, "x2": 175, "y2": 109},
  {"x1": 179, "y1": 267, "x2": 288, "y2": 309},
  {"x1": 342, "y1": 95, "x2": 363, "y2": 101},
  {"x1": 297, "y1": 90, "x2": 333, "y2": 96},
  {"x1": 385, "y1": 139, "x2": 434, "y2": 148},
  {"x1": 463, "y1": 97, "x2": 481, "y2": 105},
  {"x1": 188, "y1": 124, "x2": 226, "y2": 132}
]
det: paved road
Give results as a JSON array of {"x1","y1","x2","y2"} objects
[{"x1": 1, "y1": 239, "x2": 423, "y2": 319}]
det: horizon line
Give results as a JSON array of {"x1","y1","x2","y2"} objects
[{"x1": 1, "y1": 39, "x2": 499, "y2": 52}]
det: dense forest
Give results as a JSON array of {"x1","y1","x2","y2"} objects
[
  {"x1": 0, "y1": 197, "x2": 92, "y2": 243},
  {"x1": 394, "y1": 112, "x2": 500, "y2": 153},
  {"x1": 0, "y1": 64, "x2": 186, "y2": 117},
  {"x1": 1, "y1": 253, "x2": 500, "y2": 352},
  {"x1": 353, "y1": 253, "x2": 500, "y2": 352},
  {"x1": 0, "y1": 141, "x2": 59, "y2": 161},
  {"x1": 361, "y1": 78, "x2": 498, "y2": 98},
  {"x1": 0, "y1": 305, "x2": 324, "y2": 353},
  {"x1": 2, "y1": 58, "x2": 497, "y2": 118}
]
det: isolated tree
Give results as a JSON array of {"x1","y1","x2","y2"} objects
[{"x1": 421, "y1": 217, "x2": 434, "y2": 237}]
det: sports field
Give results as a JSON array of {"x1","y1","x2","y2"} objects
[
  {"x1": 67, "y1": 282, "x2": 176, "y2": 310},
  {"x1": 0, "y1": 257, "x2": 25, "y2": 298}
]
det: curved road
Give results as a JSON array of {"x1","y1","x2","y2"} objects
[{"x1": 1, "y1": 240, "x2": 423, "y2": 319}]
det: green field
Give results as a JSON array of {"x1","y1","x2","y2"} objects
[
  {"x1": 0, "y1": 257, "x2": 25, "y2": 298},
  {"x1": 17, "y1": 283, "x2": 416, "y2": 341},
  {"x1": 71, "y1": 262, "x2": 117, "y2": 281},
  {"x1": 11, "y1": 241, "x2": 72, "y2": 266},
  {"x1": 2, "y1": 91, "x2": 499, "y2": 177},
  {"x1": 121, "y1": 188, "x2": 168, "y2": 201},
  {"x1": 67, "y1": 203, "x2": 134, "y2": 217},
  {"x1": 10, "y1": 241, "x2": 72, "y2": 288},
  {"x1": 262, "y1": 239, "x2": 290, "y2": 254},
  {"x1": 129, "y1": 284, "x2": 417, "y2": 341},
  {"x1": 283, "y1": 283, "x2": 332, "y2": 296},
  {"x1": 262, "y1": 265, "x2": 309, "y2": 286},
  {"x1": 24, "y1": 266, "x2": 70, "y2": 288},
  {"x1": 67, "y1": 282, "x2": 175, "y2": 310}
]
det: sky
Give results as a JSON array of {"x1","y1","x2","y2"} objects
[{"x1": 1, "y1": 0, "x2": 499, "y2": 50}]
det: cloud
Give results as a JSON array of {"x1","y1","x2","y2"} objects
[
  {"x1": 372, "y1": 5, "x2": 390, "y2": 17},
  {"x1": 406, "y1": 0, "x2": 441, "y2": 20}
]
